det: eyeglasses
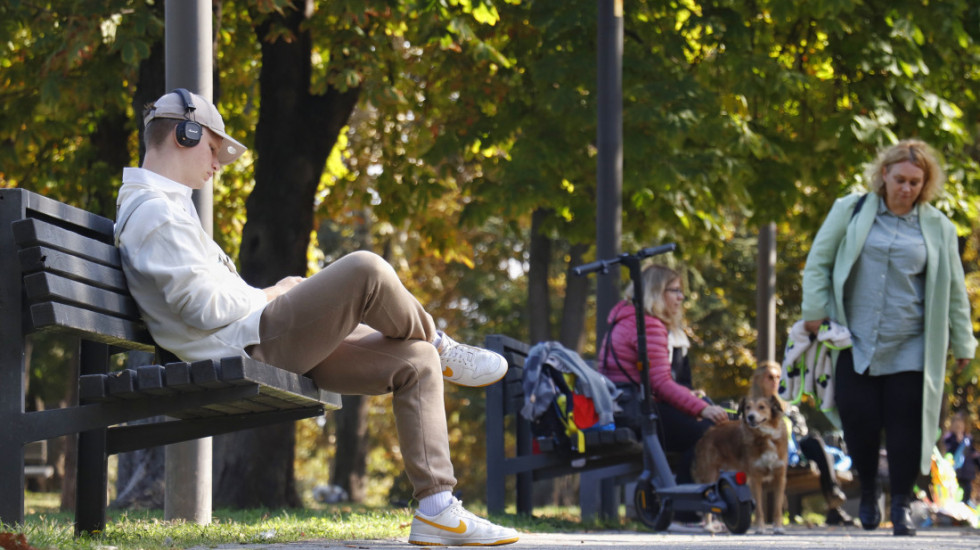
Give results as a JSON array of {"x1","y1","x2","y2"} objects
[{"x1": 664, "y1": 288, "x2": 685, "y2": 296}]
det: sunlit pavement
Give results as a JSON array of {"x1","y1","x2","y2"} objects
[{"x1": 189, "y1": 525, "x2": 980, "y2": 549}]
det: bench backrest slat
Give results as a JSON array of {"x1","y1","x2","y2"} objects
[
  {"x1": 19, "y1": 246, "x2": 128, "y2": 293},
  {"x1": 19, "y1": 190, "x2": 115, "y2": 243},
  {"x1": 29, "y1": 301, "x2": 154, "y2": 351},
  {"x1": 13, "y1": 218, "x2": 119, "y2": 268},
  {"x1": 5, "y1": 196, "x2": 154, "y2": 350},
  {"x1": 24, "y1": 272, "x2": 141, "y2": 320}
]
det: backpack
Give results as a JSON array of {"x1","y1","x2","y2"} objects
[{"x1": 520, "y1": 341, "x2": 620, "y2": 454}]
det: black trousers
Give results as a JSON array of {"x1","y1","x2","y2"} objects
[
  {"x1": 798, "y1": 434, "x2": 841, "y2": 499},
  {"x1": 654, "y1": 400, "x2": 714, "y2": 485},
  {"x1": 834, "y1": 349, "x2": 923, "y2": 498}
]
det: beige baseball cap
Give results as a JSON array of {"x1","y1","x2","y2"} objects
[{"x1": 144, "y1": 89, "x2": 247, "y2": 166}]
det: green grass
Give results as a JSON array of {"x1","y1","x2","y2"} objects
[{"x1": 3, "y1": 493, "x2": 623, "y2": 549}]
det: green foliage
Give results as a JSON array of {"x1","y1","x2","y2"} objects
[
  {"x1": 0, "y1": 0, "x2": 159, "y2": 216},
  {"x1": 5, "y1": 0, "x2": 980, "y2": 510}
]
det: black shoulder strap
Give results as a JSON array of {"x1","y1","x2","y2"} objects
[
  {"x1": 850, "y1": 193, "x2": 869, "y2": 221},
  {"x1": 602, "y1": 315, "x2": 640, "y2": 387}
]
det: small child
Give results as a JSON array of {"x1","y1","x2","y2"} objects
[{"x1": 943, "y1": 411, "x2": 980, "y2": 503}]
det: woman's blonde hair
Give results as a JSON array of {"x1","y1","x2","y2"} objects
[
  {"x1": 865, "y1": 139, "x2": 945, "y2": 204},
  {"x1": 749, "y1": 360, "x2": 783, "y2": 401},
  {"x1": 624, "y1": 264, "x2": 684, "y2": 330}
]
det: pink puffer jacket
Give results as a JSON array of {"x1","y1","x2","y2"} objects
[{"x1": 597, "y1": 300, "x2": 706, "y2": 418}]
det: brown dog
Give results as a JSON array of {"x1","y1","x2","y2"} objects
[{"x1": 692, "y1": 395, "x2": 788, "y2": 533}]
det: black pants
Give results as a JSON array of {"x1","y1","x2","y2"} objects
[
  {"x1": 834, "y1": 349, "x2": 923, "y2": 498},
  {"x1": 654, "y1": 400, "x2": 714, "y2": 485},
  {"x1": 799, "y1": 434, "x2": 841, "y2": 500}
]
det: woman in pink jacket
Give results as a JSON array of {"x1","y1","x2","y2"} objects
[{"x1": 597, "y1": 264, "x2": 727, "y2": 489}]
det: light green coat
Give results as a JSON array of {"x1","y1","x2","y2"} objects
[{"x1": 801, "y1": 192, "x2": 977, "y2": 474}]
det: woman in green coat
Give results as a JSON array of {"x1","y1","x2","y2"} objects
[{"x1": 801, "y1": 139, "x2": 976, "y2": 536}]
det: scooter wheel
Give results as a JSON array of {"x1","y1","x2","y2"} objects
[
  {"x1": 634, "y1": 480, "x2": 672, "y2": 531},
  {"x1": 718, "y1": 477, "x2": 752, "y2": 534}
]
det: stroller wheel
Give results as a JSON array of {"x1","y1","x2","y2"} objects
[{"x1": 634, "y1": 479, "x2": 672, "y2": 531}]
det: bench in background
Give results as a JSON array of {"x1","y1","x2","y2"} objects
[
  {"x1": 483, "y1": 334, "x2": 644, "y2": 521},
  {"x1": 0, "y1": 188, "x2": 342, "y2": 534}
]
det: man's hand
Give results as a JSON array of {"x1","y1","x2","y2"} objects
[
  {"x1": 263, "y1": 276, "x2": 304, "y2": 302},
  {"x1": 803, "y1": 318, "x2": 828, "y2": 334}
]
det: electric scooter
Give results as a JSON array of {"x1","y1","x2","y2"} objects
[{"x1": 573, "y1": 244, "x2": 754, "y2": 534}]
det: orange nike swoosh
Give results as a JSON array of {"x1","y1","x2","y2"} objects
[
  {"x1": 443, "y1": 366, "x2": 454, "y2": 377},
  {"x1": 416, "y1": 516, "x2": 467, "y2": 533}
]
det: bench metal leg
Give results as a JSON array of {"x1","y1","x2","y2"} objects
[
  {"x1": 514, "y1": 408, "x2": 535, "y2": 515},
  {"x1": 599, "y1": 476, "x2": 619, "y2": 520},
  {"x1": 75, "y1": 340, "x2": 109, "y2": 535},
  {"x1": 75, "y1": 429, "x2": 108, "y2": 534},
  {"x1": 0, "y1": 443, "x2": 26, "y2": 526},
  {"x1": 580, "y1": 472, "x2": 600, "y2": 522},
  {"x1": 0, "y1": 190, "x2": 27, "y2": 526},
  {"x1": 485, "y1": 382, "x2": 506, "y2": 515},
  {"x1": 580, "y1": 461, "x2": 643, "y2": 522}
]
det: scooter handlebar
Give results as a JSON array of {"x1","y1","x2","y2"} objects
[
  {"x1": 637, "y1": 243, "x2": 676, "y2": 259},
  {"x1": 571, "y1": 259, "x2": 611, "y2": 276},
  {"x1": 571, "y1": 243, "x2": 677, "y2": 276}
]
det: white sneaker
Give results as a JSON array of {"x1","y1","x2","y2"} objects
[
  {"x1": 409, "y1": 499, "x2": 519, "y2": 546},
  {"x1": 437, "y1": 333, "x2": 508, "y2": 387}
]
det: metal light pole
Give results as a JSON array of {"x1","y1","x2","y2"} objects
[
  {"x1": 596, "y1": 0, "x2": 624, "y2": 343},
  {"x1": 164, "y1": 0, "x2": 213, "y2": 525},
  {"x1": 756, "y1": 223, "x2": 777, "y2": 364}
]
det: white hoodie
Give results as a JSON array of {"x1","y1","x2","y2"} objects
[{"x1": 114, "y1": 167, "x2": 267, "y2": 361}]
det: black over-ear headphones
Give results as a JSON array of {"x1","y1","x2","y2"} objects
[{"x1": 173, "y1": 88, "x2": 203, "y2": 148}]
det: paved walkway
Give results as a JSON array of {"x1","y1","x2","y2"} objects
[{"x1": 190, "y1": 525, "x2": 980, "y2": 549}]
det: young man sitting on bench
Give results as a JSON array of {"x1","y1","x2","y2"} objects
[{"x1": 115, "y1": 88, "x2": 518, "y2": 547}]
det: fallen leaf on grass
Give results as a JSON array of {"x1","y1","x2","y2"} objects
[{"x1": 0, "y1": 532, "x2": 38, "y2": 550}]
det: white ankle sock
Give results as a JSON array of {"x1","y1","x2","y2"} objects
[
  {"x1": 433, "y1": 331, "x2": 445, "y2": 351},
  {"x1": 418, "y1": 491, "x2": 454, "y2": 516}
]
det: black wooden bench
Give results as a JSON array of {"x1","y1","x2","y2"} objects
[
  {"x1": 0, "y1": 188, "x2": 342, "y2": 534},
  {"x1": 483, "y1": 334, "x2": 645, "y2": 521}
]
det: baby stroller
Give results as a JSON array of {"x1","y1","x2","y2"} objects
[{"x1": 573, "y1": 244, "x2": 753, "y2": 534}]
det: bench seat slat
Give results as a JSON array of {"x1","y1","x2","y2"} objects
[
  {"x1": 25, "y1": 272, "x2": 141, "y2": 320},
  {"x1": 222, "y1": 357, "x2": 341, "y2": 411},
  {"x1": 106, "y1": 370, "x2": 141, "y2": 399},
  {"x1": 220, "y1": 357, "x2": 319, "y2": 401},
  {"x1": 79, "y1": 375, "x2": 110, "y2": 403},
  {"x1": 19, "y1": 246, "x2": 128, "y2": 293},
  {"x1": 135, "y1": 365, "x2": 174, "y2": 396}
]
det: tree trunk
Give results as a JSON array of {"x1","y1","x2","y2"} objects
[
  {"x1": 528, "y1": 208, "x2": 552, "y2": 344},
  {"x1": 134, "y1": 4, "x2": 166, "y2": 165},
  {"x1": 331, "y1": 395, "x2": 370, "y2": 502},
  {"x1": 329, "y1": 216, "x2": 374, "y2": 503},
  {"x1": 559, "y1": 243, "x2": 590, "y2": 353},
  {"x1": 214, "y1": 0, "x2": 361, "y2": 508},
  {"x1": 111, "y1": 433, "x2": 165, "y2": 510},
  {"x1": 111, "y1": 352, "x2": 165, "y2": 510},
  {"x1": 213, "y1": 425, "x2": 300, "y2": 508}
]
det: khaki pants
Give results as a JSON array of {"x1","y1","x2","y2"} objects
[{"x1": 249, "y1": 251, "x2": 455, "y2": 499}]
